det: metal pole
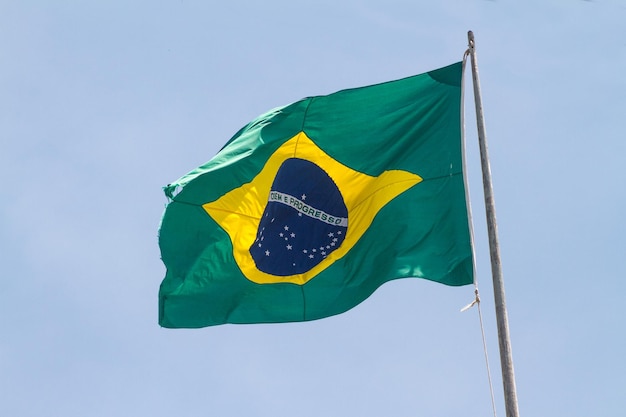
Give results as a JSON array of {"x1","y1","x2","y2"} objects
[{"x1": 467, "y1": 30, "x2": 520, "y2": 417}]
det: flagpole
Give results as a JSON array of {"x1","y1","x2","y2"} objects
[{"x1": 467, "y1": 30, "x2": 520, "y2": 417}]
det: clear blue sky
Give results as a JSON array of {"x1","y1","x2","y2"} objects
[{"x1": 2, "y1": 1, "x2": 625, "y2": 416}]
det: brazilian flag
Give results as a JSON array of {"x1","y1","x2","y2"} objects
[{"x1": 158, "y1": 62, "x2": 473, "y2": 328}]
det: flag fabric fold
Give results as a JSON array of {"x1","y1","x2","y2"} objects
[{"x1": 158, "y1": 61, "x2": 473, "y2": 328}]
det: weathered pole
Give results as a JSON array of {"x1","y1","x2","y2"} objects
[{"x1": 467, "y1": 30, "x2": 520, "y2": 417}]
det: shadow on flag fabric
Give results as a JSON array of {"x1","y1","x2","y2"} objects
[{"x1": 158, "y1": 61, "x2": 474, "y2": 328}]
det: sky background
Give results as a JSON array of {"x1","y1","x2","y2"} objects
[{"x1": 1, "y1": 1, "x2": 625, "y2": 416}]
